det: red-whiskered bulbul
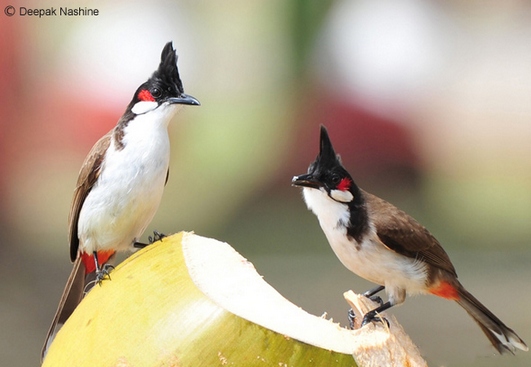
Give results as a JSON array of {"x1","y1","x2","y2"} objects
[
  {"x1": 292, "y1": 125, "x2": 527, "y2": 354},
  {"x1": 41, "y1": 41, "x2": 199, "y2": 361}
]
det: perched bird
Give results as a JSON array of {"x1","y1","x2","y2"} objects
[
  {"x1": 292, "y1": 125, "x2": 527, "y2": 354},
  {"x1": 41, "y1": 41, "x2": 199, "y2": 361}
]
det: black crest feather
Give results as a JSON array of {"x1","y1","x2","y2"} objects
[
  {"x1": 319, "y1": 125, "x2": 337, "y2": 160},
  {"x1": 152, "y1": 41, "x2": 185, "y2": 94},
  {"x1": 314, "y1": 125, "x2": 342, "y2": 171}
]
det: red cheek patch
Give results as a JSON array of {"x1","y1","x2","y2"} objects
[
  {"x1": 337, "y1": 177, "x2": 351, "y2": 191},
  {"x1": 138, "y1": 89, "x2": 155, "y2": 102}
]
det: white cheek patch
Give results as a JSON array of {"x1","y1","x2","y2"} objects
[
  {"x1": 330, "y1": 189, "x2": 354, "y2": 203},
  {"x1": 131, "y1": 101, "x2": 158, "y2": 115}
]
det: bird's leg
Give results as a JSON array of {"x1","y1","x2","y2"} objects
[
  {"x1": 93, "y1": 251, "x2": 114, "y2": 284},
  {"x1": 361, "y1": 301, "x2": 392, "y2": 328},
  {"x1": 363, "y1": 285, "x2": 385, "y2": 305},
  {"x1": 363, "y1": 285, "x2": 385, "y2": 298},
  {"x1": 133, "y1": 230, "x2": 166, "y2": 249},
  {"x1": 133, "y1": 241, "x2": 146, "y2": 249}
]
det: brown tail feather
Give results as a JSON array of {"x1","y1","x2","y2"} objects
[
  {"x1": 456, "y1": 283, "x2": 528, "y2": 354},
  {"x1": 41, "y1": 258, "x2": 94, "y2": 363}
]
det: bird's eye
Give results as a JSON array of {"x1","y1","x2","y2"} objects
[
  {"x1": 331, "y1": 173, "x2": 341, "y2": 185},
  {"x1": 151, "y1": 88, "x2": 162, "y2": 98}
]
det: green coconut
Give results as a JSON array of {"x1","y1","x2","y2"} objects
[{"x1": 42, "y1": 232, "x2": 426, "y2": 367}]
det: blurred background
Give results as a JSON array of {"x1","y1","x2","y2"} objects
[{"x1": 1, "y1": 0, "x2": 530, "y2": 366}]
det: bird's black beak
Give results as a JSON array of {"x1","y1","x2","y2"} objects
[
  {"x1": 167, "y1": 94, "x2": 201, "y2": 106},
  {"x1": 292, "y1": 174, "x2": 322, "y2": 189}
]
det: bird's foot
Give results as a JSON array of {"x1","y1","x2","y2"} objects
[
  {"x1": 134, "y1": 231, "x2": 166, "y2": 249},
  {"x1": 368, "y1": 295, "x2": 384, "y2": 306},
  {"x1": 84, "y1": 264, "x2": 115, "y2": 293},
  {"x1": 361, "y1": 310, "x2": 390, "y2": 328},
  {"x1": 149, "y1": 230, "x2": 166, "y2": 243},
  {"x1": 133, "y1": 231, "x2": 166, "y2": 248},
  {"x1": 95, "y1": 263, "x2": 115, "y2": 284}
]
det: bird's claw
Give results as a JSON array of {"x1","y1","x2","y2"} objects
[
  {"x1": 368, "y1": 295, "x2": 384, "y2": 306},
  {"x1": 361, "y1": 311, "x2": 390, "y2": 328},
  {"x1": 95, "y1": 264, "x2": 115, "y2": 284},
  {"x1": 83, "y1": 264, "x2": 114, "y2": 294},
  {"x1": 134, "y1": 231, "x2": 166, "y2": 249},
  {"x1": 148, "y1": 230, "x2": 166, "y2": 243}
]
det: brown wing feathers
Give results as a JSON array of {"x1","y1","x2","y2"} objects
[
  {"x1": 68, "y1": 132, "x2": 111, "y2": 262},
  {"x1": 364, "y1": 191, "x2": 457, "y2": 277}
]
